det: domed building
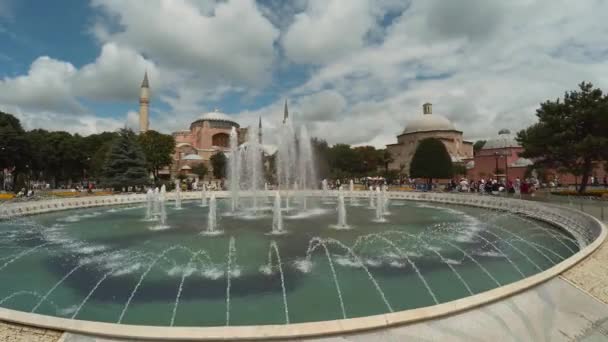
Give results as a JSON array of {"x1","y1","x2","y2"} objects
[
  {"x1": 170, "y1": 109, "x2": 248, "y2": 179},
  {"x1": 387, "y1": 103, "x2": 473, "y2": 174},
  {"x1": 465, "y1": 129, "x2": 532, "y2": 181}
]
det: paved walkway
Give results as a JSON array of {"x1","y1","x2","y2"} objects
[
  {"x1": 564, "y1": 239, "x2": 608, "y2": 305},
  {"x1": 0, "y1": 321, "x2": 61, "y2": 342}
]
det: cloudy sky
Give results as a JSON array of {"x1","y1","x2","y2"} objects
[{"x1": 0, "y1": 0, "x2": 607, "y2": 147}]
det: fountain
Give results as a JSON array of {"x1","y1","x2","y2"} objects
[
  {"x1": 201, "y1": 183, "x2": 208, "y2": 207},
  {"x1": 145, "y1": 189, "x2": 154, "y2": 220},
  {"x1": 155, "y1": 185, "x2": 168, "y2": 229},
  {"x1": 369, "y1": 186, "x2": 375, "y2": 209},
  {"x1": 174, "y1": 180, "x2": 182, "y2": 210},
  {"x1": 228, "y1": 127, "x2": 240, "y2": 212},
  {"x1": 331, "y1": 193, "x2": 349, "y2": 230},
  {"x1": 153, "y1": 187, "x2": 160, "y2": 216},
  {"x1": 349, "y1": 179, "x2": 359, "y2": 206},
  {"x1": 374, "y1": 188, "x2": 386, "y2": 222},
  {"x1": 271, "y1": 192, "x2": 285, "y2": 234},
  {"x1": 203, "y1": 194, "x2": 221, "y2": 236}
]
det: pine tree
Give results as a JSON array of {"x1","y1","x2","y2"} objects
[
  {"x1": 101, "y1": 129, "x2": 149, "y2": 190},
  {"x1": 409, "y1": 138, "x2": 453, "y2": 184}
]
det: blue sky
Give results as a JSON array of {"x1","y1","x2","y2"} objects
[{"x1": 0, "y1": 0, "x2": 607, "y2": 147}]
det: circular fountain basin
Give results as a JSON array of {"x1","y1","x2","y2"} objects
[{"x1": 0, "y1": 192, "x2": 604, "y2": 340}]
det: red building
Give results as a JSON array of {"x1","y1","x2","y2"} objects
[{"x1": 465, "y1": 129, "x2": 607, "y2": 186}]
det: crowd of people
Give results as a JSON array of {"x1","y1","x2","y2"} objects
[{"x1": 448, "y1": 177, "x2": 540, "y2": 195}]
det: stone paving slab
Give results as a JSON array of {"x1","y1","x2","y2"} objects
[
  {"x1": 0, "y1": 321, "x2": 62, "y2": 342},
  {"x1": 58, "y1": 277, "x2": 608, "y2": 342},
  {"x1": 563, "y1": 240, "x2": 608, "y2": 305}
]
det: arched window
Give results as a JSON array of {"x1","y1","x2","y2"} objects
[{"x1": 212, "y1": 133, "x2": 230, "y2": 147}]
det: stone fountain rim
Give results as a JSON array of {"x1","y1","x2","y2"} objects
[{"x1": 0, "y1": 191, "x2": 604, "y2": 341}]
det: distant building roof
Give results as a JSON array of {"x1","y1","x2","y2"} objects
[
  {"x1": 482, "y1": 129, "x2": 520, "y2": 150},
  {"x1": 200, "y1": 109, "x2": 237, "y2": 124},
  {"x1": 402, "y1": 103, "x2": 457, "y2": 134},
  {"x1": 183, "y1": 154, "x2": 203, "y2": 161}
]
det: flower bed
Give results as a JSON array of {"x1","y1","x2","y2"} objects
[{"x1": 0, "y1": 193, "x2": 15, "y2": 200}]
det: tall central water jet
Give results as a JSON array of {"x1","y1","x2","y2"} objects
[
  {"x1": 228, "y1": 127, "x2": 240, "y2": 212},
  {"x1": 271, "y1": 192, "x2": 284, "y2": 234},
  {"x1": 297, "y1": 126, "x2": 317, "y2": 190}
]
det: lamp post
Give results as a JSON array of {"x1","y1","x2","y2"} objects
[{"x1": 504, "y1": 148, "x2": 509, "y2": 182}]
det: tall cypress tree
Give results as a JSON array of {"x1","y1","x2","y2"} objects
[
  {"x1": 101, "y1": 129, "x2": 149, "y2": 190},
  {"x1": 410, "y1": 138, "x2": 453, "y2": 185}
]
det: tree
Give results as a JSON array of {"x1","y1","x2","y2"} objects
[
  {"x1": 82, "y1": 131, "x2": 119, "y2": 180},
  {"x1": 409, "y1": 138, "x2": 453, "y2": 184},
  {"x1": 473, "y1": 140, "x2": 486, "y2": 154},
  {"x1": 517, "y1": 82, "x2": 608, "y2": 193},
  {"x1": 101, "y1": 129, "x2": 149, "y2": 190},
  {"x1": 191, "y1": 163, "x2": 208, "y2": 179},
  {"x1": 453, "y1": 163, "x2": 467, "y2": 176},
  {"x1": 210, "y1": 152, "x2": 227, "y2": 179},
  {"x1": 0, "y1": 112, "x2": 30, "y2": 189},
  {"x1": 378, "y1": 149, "x2": 393, "y2": 177},
  {"x1": 138, "y1": 130, "x2": 175, "y2": 181},
  {"x1": 353, "y1": 146, "x2": 379, "y2": 175}
]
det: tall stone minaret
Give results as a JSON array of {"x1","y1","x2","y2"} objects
[
  {"x1": 283, "y1": 99, "x2": 289, "y2": 124},
  {"x1": 139, "y1": 72, "x2": 150, "y2": 133},
  {"x1": 258, "y1": 117, "x2": 263, "y2": 144}
]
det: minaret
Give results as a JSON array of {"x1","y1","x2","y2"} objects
[
  {"x1": 139, "y1": 72, "x2": 150, "y2": 133},
  {"x1": 283, "y1": 99, "x2": 289, "y2": 124},
  {"x1": 258, "y1": 117, "x2": 263, "y2": 144}
]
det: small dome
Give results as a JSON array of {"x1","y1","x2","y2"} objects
[
  {"x1": 483, "y1": 129, "x2": 520, "y2": 149},
  {"x1": 183, "y1": 154, "x2": 203, "y2": 161},
  {"x1": 200, "y1": 109, "x2": 237, "y2": 124},
  {"x1": 403, "y1": 113, "x2": 455, "y2": 134}
]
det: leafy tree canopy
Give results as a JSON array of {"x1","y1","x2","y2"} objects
[
  {"x1": 473, "y1": 140, "x2": 486, "y2": 154},
  {"x1": 409, "y1": 138, "x2": 454, "y2": 183},
  {"x1": 517, "y1": 82, "x2": 608, "y2": 192},
  {"x1": 210, "y1": 152, "x2": 227, "y2": 179},
  {"x1": 191, "y1": 163, "x2": 208, "y2": 179},
  {"x1": 137, "y1": 130, "x2": 175, "y2": 180}
]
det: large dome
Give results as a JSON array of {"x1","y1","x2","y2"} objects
[
  {"x1": 482, "y1": 129, "x2": 520, "y2": 149},
  {"x1": 199, "y1": 109, "x2": 237, "y2": 124},
  {"x1": 402, "y1": 103, "x2": 456, "y2": 134}
]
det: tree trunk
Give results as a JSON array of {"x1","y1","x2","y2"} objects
[{"x1": 578, "y1": 159, "x2": 593, "y2": 193}]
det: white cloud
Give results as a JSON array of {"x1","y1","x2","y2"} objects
[
  {"x1": 73, "y1": 43, "x2": 159, "y2": 102},
  {"x1": 0, "y1": 43, "x2": 158, "y2": 112},
  {"x1": 91, "y1": 0, "x2": 279, "y2": 84},
  {"x1": 0, "y1": 57, "x2": 83, "y2": 113},
  {"x1": 282, "y1": 0, "x2": 374, "y2": 64}
]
